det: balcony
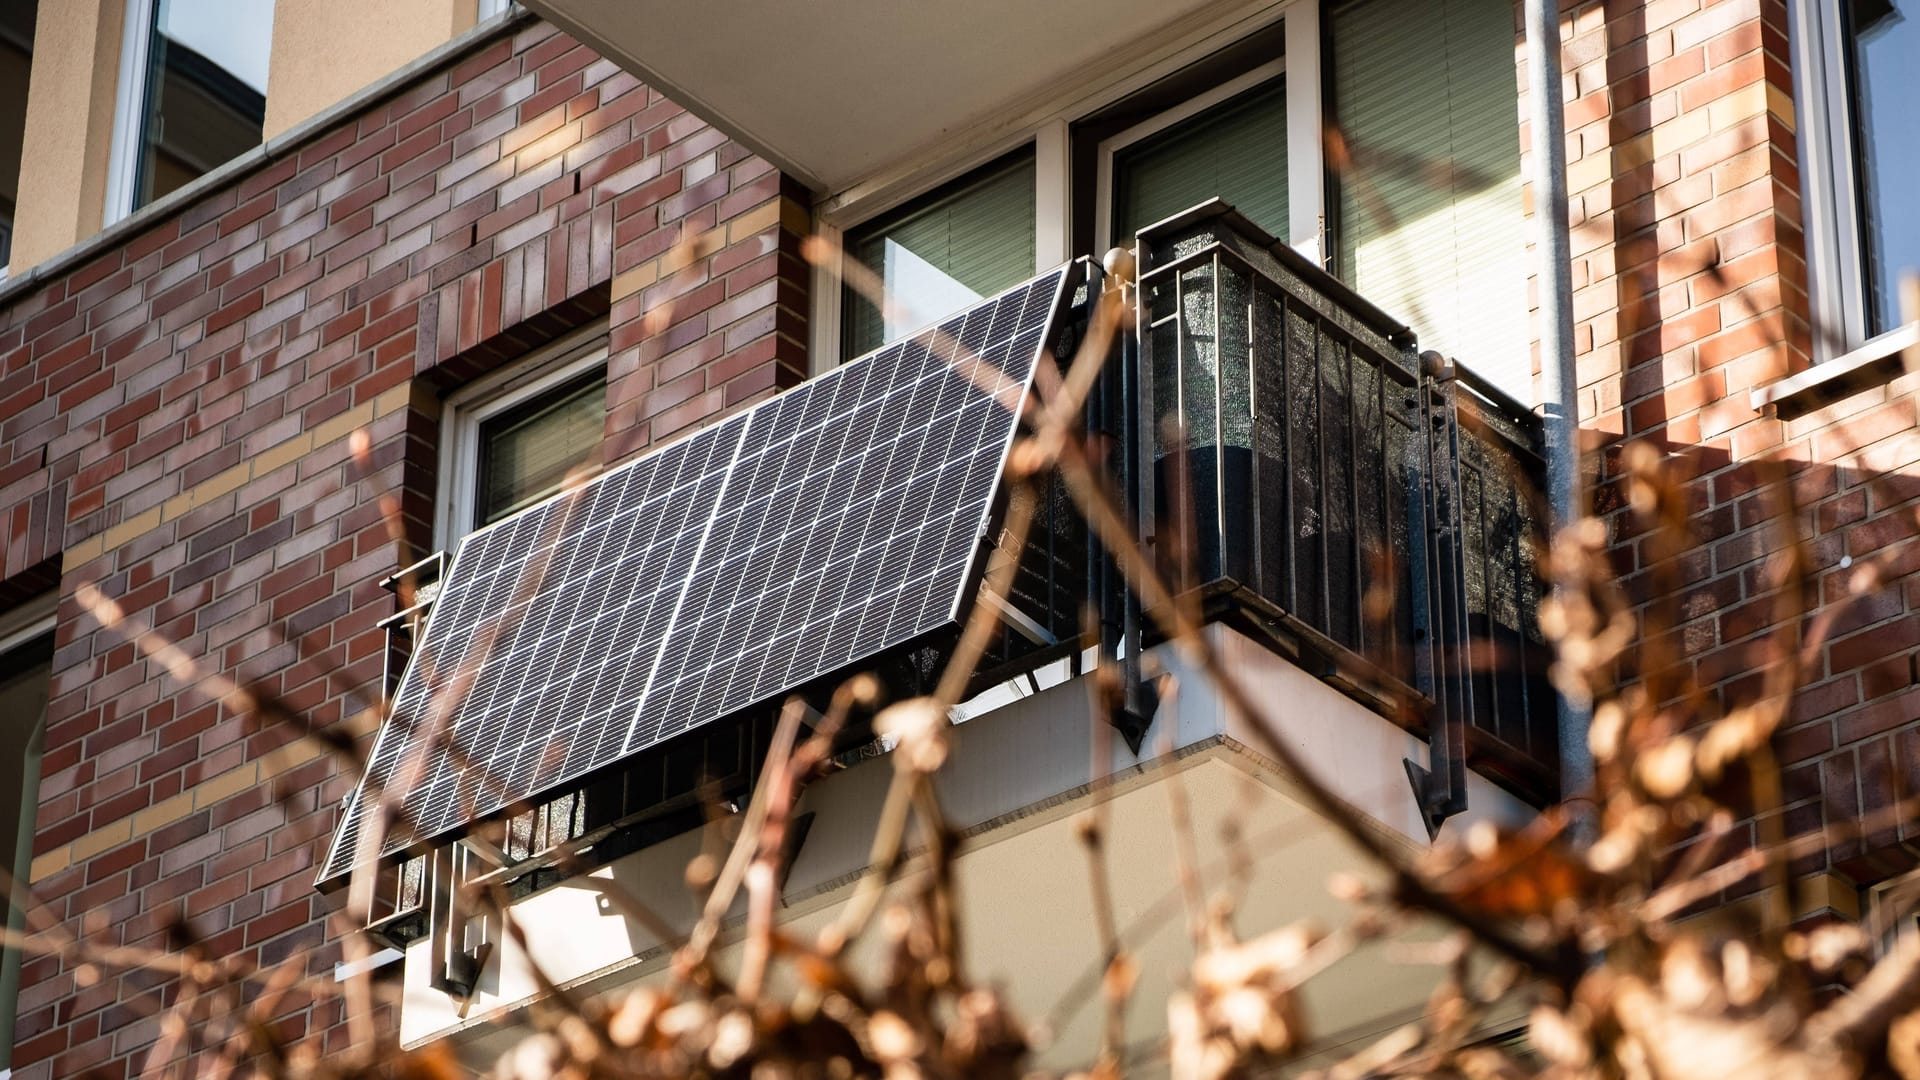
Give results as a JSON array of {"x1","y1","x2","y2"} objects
[
  {"x1": 382, "y1": 203, "x2": 1560, "y2": 1064},
  {"x1": 981, "y1": 202, "x2": 1558, "y2": 813}
]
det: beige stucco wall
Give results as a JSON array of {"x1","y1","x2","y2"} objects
[
  {"x1": 262, "y1": 0, "x2": 477, "y2": 139},
  {"x1": 10, "y1": 0, "x2": 124, "y2": 274}
]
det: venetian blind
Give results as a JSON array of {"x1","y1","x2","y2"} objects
[
  {"x1": 476, "y1": 370, "x2": 607, "y2": 526},
  {"x1": 1114, "y1": 80, "x2": 1290, "y2": 242},
  {"x1": 1333, "y1": 0, "x2": 1529, "y2": 398},
  {"x1": 843, "y1": 155, "x2": 1037, "y2": 359}
]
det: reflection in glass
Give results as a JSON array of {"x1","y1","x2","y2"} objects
[
  {"x1": 136, "y1": 0, "x2": 275, "y2": 209},
  {"x1": 842, "y1": 153, "x2": 1036, "y2": 360},
  {"x1": 1849, "y1": 0, "x2": 1920, "y2": 335}
]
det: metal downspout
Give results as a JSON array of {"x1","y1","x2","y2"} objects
[{"x1": 1524, "y1": 0, "x2": 1593, "y2": 814}]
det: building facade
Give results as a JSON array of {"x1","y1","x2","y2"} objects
[{"x1": 0, "y1": 0, "x2": 1914, "y2": 1074}]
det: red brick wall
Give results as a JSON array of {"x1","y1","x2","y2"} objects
[
  {"x1": 0, "y1": 16, "x2": 805, "y2": 1077},
  {"x1": 1540, "y1": 0, "x2": 1919, "y2": 896}
]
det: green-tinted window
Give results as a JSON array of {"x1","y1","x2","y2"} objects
[
  {"x1": 842, "y1": 153, "x2": 1036, "y2": 360},
  {"x1": 1333, "y1": 0, "x2": 1527, "y2": 394},
  {"x1": 475, "y1": 369, "x2": 607, "y2": 526},
  {"x1": 1113, "y1": 79, "x2": 1289, "y2": 242}
]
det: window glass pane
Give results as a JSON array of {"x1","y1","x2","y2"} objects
[
  {"x1": 1333, "y1": 0, "x2": 1528, "y2": 398},
  {"x1": 843, "y1": 153, "x2": 1036, "y2": 360},
  {"x1": 1113, "y1": 79, "x2": 1289, "y2": 242},
  {"x1": 0, "y1": 630, "x2": 52, "y2": 1071},
  {"x1": 138, "y1": 0, "x2": 275, "y2": 209},
  {"x1": 0, "y1": 0, "x2": 35, "y2": 271},
  {"x1": 476, "y1": 370, "x2": 607, "y2": 526},
  {"x1": 1848, "y1": 0, "x2": 1920, "y2": 335}
]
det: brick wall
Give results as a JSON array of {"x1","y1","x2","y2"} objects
[
  {"x1": 0, "y1": 16, "x2": 806, "y2": 1076},
  {"x1": 1537, "y1": 0, "x2": 1919, "y2": 896}
]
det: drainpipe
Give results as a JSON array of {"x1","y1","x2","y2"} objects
[{"x1": 1523, "y1": 0, "x2": 1593, "y2": 817}]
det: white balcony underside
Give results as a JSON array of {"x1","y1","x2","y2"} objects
[
  {"x1": 520, "y1": 0, "x2": 1273, "y2": 193},
  {"x1": 400, "y1": 625, "x2": 1535, "y2": 1066}
]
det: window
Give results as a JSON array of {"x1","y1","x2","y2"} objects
[
  {"x1": 1104, "y1": 66, "x2": 1289, "y2": 246},
  {"x1": 0, "y1": 595, "x2": 54, "y2": 1073},
  {"x1": 0, "y1": 0, "x2": 35, "y2": 277},
  {"x1": 1795, "y1": 0, "x2": 1919, "y2": 357},
  {"x1": 437, "y1": 333, "x2": 609, "y2": 545},
  {"x1": 106, "y1": 0, "x2": 275, "y2": 218},
  {"x1": 840, "y1": 150, "x2": 1037, "y2": 361},
  {"x1": 1329, "y1": 0, "x2": 1527, "y2": 394},
  {"x1": 817, "y1": 1, "x2": 1524, "y2": 398}
]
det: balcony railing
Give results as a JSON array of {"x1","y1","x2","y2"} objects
[
  {"x1": 1123, "y1": 201, "x2": 1556, "y2": 806},
  {"x1": 949, "y1": 201, "x2": 1564, "y2": 818}
]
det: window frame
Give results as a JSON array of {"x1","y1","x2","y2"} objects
[
  {"x1": 1788, "y1": 0, "x2": 1918, "y2": 364},
  {"x1": 103, "y1": 0, "x2": 276, "y2": 225},
  {"x1": 809, "y1": 136, "x2": 1048, "y2": 374},
  {"x1": 1092, "y1": 56, "x2": 1289, "y2": 255},
  {"x1": 808, "y1": 0, "x2": 1315, "y2": 373},
  {"x1": 433, "y1": 326, "x2": 610, "y2": 549},
  {"x1": 835, "y1": 145, "x2": 1041, "y2": 364},
  {"x1": 1869, "y1": 875, "x2": 1920, "y2": 959},
  {"x1": 103, "y1": 0, "x2": 157, "y2": 224}
]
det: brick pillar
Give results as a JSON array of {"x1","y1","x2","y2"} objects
[{"x1": 1522, "y1": 0, "x2": 1920, "y2": 894}]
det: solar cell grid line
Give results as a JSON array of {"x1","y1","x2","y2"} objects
[
  {"x1": 774, "y1": 278, "x2": 1048, "y2": 689},
  {"x1": 798, "y1": 336, "x2": 971, "y2": 674},
  {"x1": 516, "y1": 470, "x2": 655, "y2": 773},
  {"x1": 633, "y1": 330, "x2": 902, "y2": 737},
  {"x1": 841, "y1": 356, "x2": 978, "y2": 662},
  {"x1": 527, "y1": 466, "x2": 649, "y2": 769},
  {"x1": 545, "y1": 419, "x2": 747, "y2": 783},
  {"x1": 732, "y1": 352, "x2": 894, "y2": 707},
  {"x1": 319, "y1": 266, "x2": 1068, "y2": 884},
  {"x1": 451, "y1": 489, "x2": 594, "y2": 814},
  {"x1": 617, "y1": 405, "x2": 759, "y2": 755},
  {"x1": 841, "y1": 318, "x2": 1025, "y2": 662},
  {"x1": 574, "y1": 446, "x2": 719, "y2": 773},
  {"x1": 774, "y1": 293, "x2": 1009, "y2": 690},
  {"x1": 662, "y1": 357, "x2": 917, "y2": 727},
  {"x1": 851, "y1": 323, "x2": 1036, "y2": 655},
  {"x1": 424, "y1": 421, "x2": 743, "y2": 855},
  {"x1": 713, "y1": 367, "x2": 894, "y2": 711}
]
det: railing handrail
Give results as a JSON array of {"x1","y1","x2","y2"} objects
[{"x1": 1134, "y1": 197, "x2": 1415, "y2": 349}]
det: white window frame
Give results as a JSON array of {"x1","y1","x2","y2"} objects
[
  {"x1": 1869, "y1": 874, "x2": 1920, "y2": 958},
  {"x1": 103, "y1": 0, "x2": 157, "y2": 224},
  {"x1": 1788, "y1": 0, "x2": 1918, "y2": 365},
  {"x1": 477, "y1": 0, "x2": 515, "y2": 21},
  {"x1": 808, "y1": 0, "x2": 1318, "y2": 372},
  {"x1": 1093, "y1": 56, "x2": 1290, "y2": 255},
  {"x1": 103, "y1": 0, "x2": 278, "y2": 225},
  {"x1": 0, "y1": 593, "x2": 53, "y2": 657},
  {"x1": 433, "y1": 325, "x2": 610, "y2": 549},
  {"x1": 812, "y1": 140, "x2": 1044, "y2": 374},
  {"x1": 807, "y1": 136, "x2": 1044, "y2": 375}
]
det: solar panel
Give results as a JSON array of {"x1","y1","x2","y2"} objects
[{"x1": 320, "y1": 266, "x2": 1072, "y2": 884}]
